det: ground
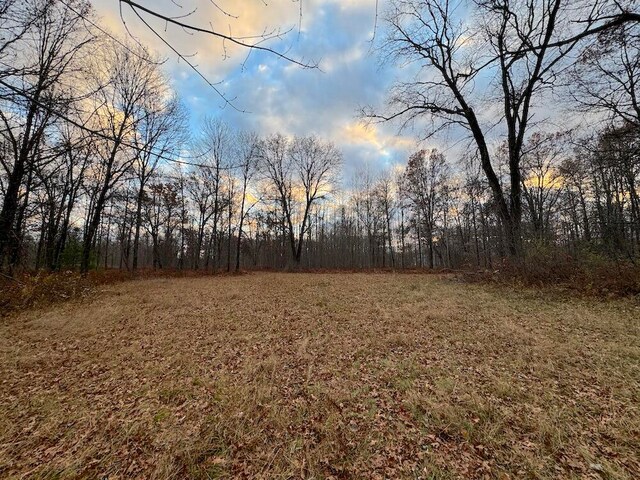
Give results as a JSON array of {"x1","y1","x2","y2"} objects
[{"x1": 0, "y1": 273, "x2": 638, "y2": 479}]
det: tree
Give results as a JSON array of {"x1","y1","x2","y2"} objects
[
  {"x1": 404, "y1": 149, "x2": 449, "y2": 268},
  {"x1": 259, "y1": 134, "x2": 341, "y2": 266},
  {"x1": 289, "y1": 136, "x2": 342, "y2": 263},
  {"x1": 233, "y1": 131, "x2": 260, "y2": 271},
  {"x1": 589, "y1": 125, "x2": 640, "y2": 257},
  {"x1": 372, "y1": 0, "x2": 640, "y2": 257},
  {"x1": 374, "y1": 174, "x2": 397, "y2": 267},
  {"x1": 0, "y1": 0, "x2": 93, "y2": 271},
  {"x1": 131, "y1": 94, "x2": 185, "y2": 271},
  {"x1": 0, "y1": 0, "x2": 37, "y2": 86},
  {"x1": 34, "y1": 122, "x2": 93, "y2": 270},
  {"x1": 186, "y1": 164, "x2": 217, "y2": 270},
  {"x1": 196, "y1": 118, "x2": 232, "y2": 269},
  {"x1": 352, "y1": 168, "x2": 378, "y2": 267},
  {"x1": 80, "y1": 40, "x2": 165, "y2": 273},
  {"x1": 520, "y1": 132, "x2": 567, "y2": 242},
  {"x1": 572, "y1": 20, "x2": 640, "y2": 127}
]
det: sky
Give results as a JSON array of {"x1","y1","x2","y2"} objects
[{"x1": 92, "y1": 0, "x2": 421, "y2": 181}]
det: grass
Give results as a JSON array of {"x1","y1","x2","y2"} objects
[
  {"x1": 0, "y1": 272, "x2": 638, "y2": 479},
  {"x1": 0, "y1": 268, "x2": 232, "y2": 316}
]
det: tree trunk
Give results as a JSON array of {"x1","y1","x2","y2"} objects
[{"x1": 132, "y1": 177, "x2": 146, "y2": 271}]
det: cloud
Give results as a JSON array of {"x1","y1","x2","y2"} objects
[
  {"x1": 90, "y1": 0, "x2": 419, "y2": 185},
  {"x1": 341, "y1": 122, "x2": 416, "y2": 157},
  {"x1": 93, "y1": 0, "x2": 375, "y2": 77}
]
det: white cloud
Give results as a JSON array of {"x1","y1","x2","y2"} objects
[{"x1": 90, "y1": 0, "x2": 416, "y2": 181}]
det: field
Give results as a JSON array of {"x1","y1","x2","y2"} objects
[{"x1": 1, "y1": 273, "x2": 638, "y2": 479}]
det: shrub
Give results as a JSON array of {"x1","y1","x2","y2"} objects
[
  {"x1": 472, "y1": 244, "x2": 640, "y2": 298},
  {"x1": 0, "y1": 268, "x2": 239, "y2": 316}
]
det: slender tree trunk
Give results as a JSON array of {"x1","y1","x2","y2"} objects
[
  {"x1": 0, "y1": 87, "x2": 43, "y2": 271},
  {"x1": 132, "y1": 175, "x2": 146, "y2": 271},
  {"x1": 385, "y1": 203, "x2": 395, "y2": 267},
  {"x1": 227, "y1": 198, "x2": 232, "y2": 272},
  {"x1": 235, "y1": 178, "x2": 248, "y2": 272},
  {"x1": 81, "y1": 154, "x2": 118, "y2": 274}
]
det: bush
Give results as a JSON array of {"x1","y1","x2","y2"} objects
[
  {"x1": 472, "y1": 244, "x2": 640, "y2": 298},
  {"x1": 0, "y1": 268, "x2": 239, "y2": 316},
  {"x1": 0, "y1": 270, "x2": 87, "y2": 315}
]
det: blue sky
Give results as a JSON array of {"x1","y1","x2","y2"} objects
[
  {"x1": 93, "y1": 0, "x2": 420, "y2": 180},
  {"x1": 91, "y1": 0, "x2": 599, "y2": 187}
]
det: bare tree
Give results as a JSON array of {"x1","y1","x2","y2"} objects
[
  {"x1": 80, "y1": 40, "x2": 164, "y2": 273},
  {"x1": 404, "y1": 149, "x2": 449, "y2": 268},
  {"x1": 572, "y1": 20, "x2": 640, "y2": 127},
  {"x1": 131, "y1": 93, "x2": 186, "y2": 271},
  {"x1": 259, "y1": 134, "x2": 341, "y2": 266},
  {"x1": 371, "y1": 0, "x2": 640, "y2": 257},
  {"x1": 0, "y1": 0, "x2": 38, "y2": 85},
  {"x1": 233, "y1": 131, "x2": 260, "y2": 271},
  {"x1": 520, "y1": 132, "x2": 567, "y2": 242},
  {"x1": 374, "y1": 174, "x2": 397, "y2": 267},
  {"x1": 197, "y1": 118, "x2": 232, "y2": 269},
  {"x1": 289, "y1": 136, "x2": 342, "y2": 263},
  {"x1": 186, "y1": 164, "x2": 217, "y2": 270},
  {"x1": 34, "y1": 122, "x2": 93, "y2": 270},
  {"x1": 0, "y1": 0, "x2": 93, "y2": 271}
]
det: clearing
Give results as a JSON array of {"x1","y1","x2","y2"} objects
[{"x1": 0, "y1": 273, "x2": 638, "y2": 479}]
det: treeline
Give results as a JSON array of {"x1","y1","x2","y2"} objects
[
  {"x1": 1, "y1": 0, "x2": 639, "y2": 276},
  {"x1": 6, "y1": 123, "x2": 639, "y2": 273}
]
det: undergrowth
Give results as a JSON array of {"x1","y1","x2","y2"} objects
[
  {"x1": 465, "y1": 246, "x2": 640, "y2": 298},
  {"x1": 0, "y1": 269, "x2": 236, "y2": 316}
]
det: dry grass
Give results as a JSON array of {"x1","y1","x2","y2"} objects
[
  {"x1": 0, "y1": 273, "x2": 638, "y2": 479},
  {"x1": 0, "y1": 269, "x2": 232, "y2": 316}
]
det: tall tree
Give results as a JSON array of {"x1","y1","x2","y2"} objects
[
  {"x1": 404, "y1": 149, "x2": 449, "y2": 268},
  {"x1": 131, "y1": 94, "x2": 185, "y2": 271},
  {"x1": 233, "y1": 131, "x2": 260, "y2": 271},
  {"x1": 371, "y1": 0, "x2": 640, "y2": 256},
  {"x1": 80, "y1": 41, "x2": 164, "y2": 273},
  {"x1": 0, "y1": 0, "x2": 93, "y2": 271},
  {"x1": 259, "y1": 134, "x2": 341, "y2": 265}
]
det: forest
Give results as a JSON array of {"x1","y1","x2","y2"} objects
[{"x1": 0, "y1": 0, "x2": 638, "y2": 283}]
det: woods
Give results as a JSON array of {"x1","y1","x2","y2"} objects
[{"x1": 0, "y1": 0, "x2": 639, "y2": 276}]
